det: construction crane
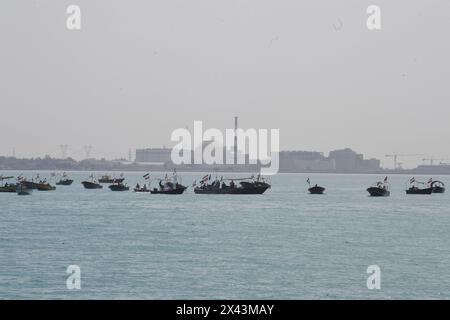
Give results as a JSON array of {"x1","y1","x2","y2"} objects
[{"x1": 385, "y1": 153, "x2": 426, "y2": 170}]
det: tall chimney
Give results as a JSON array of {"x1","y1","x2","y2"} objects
[{"x1": 234, "y1": 116, "x2": 238, "y2": 164}]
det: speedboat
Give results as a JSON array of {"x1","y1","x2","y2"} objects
[
  {"x1": 82, "y1": 175, "x2": 103, "y2": 189},
  {"x1": 109, "y1": 183, "x2": 130, "y2": 191},
  {"x1": 82, "y1": 181, "x2": 103, "y2": 189},
  {"x1": 405, "y1": 178, "x2": 433, "y2": 195},
  {"x1": 367, "y1": 178, "x2": 390, "y2": 197},
  {"x1": 151, "y1": 171, "x2": 187, "y2": 194},
  {"x1": 56, "y1": 173, "x2": 74, "y2": 186}
]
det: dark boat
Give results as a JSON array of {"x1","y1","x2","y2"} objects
[
  {"x1": 82, "y1": 181, "x2": 103, "y2": 189},
  {"x1": 151, "y1": 171, "x2": 187, "y2": 194},
  {"x1": 56, "y1": 179, "x2": 73, "y2": 185},
  {"x1": 431, "y1": 180, "x2": 445, "y2": 194},
  {"x1": 406, "y1": 187, "x2": 433, "y2": 195},
  {"x1": 56, "y1": 173, "x2": 73, "y2": 186},
  {"x1": 194, "y1": 175, "x2": 270, "y2": 195},
  {"x1": 151, "y1": 185, "x2": 187, "y2": 194},
  {"x1": 308, "y1": 185, "x2": 325, "y2": 194},
  {"x1": 306, "y1": 178, "x2": 325, "y2": 194},
  {"x1": 17, "y1": 183, "x2": 33, "y2": 196},
  {"x1": 109, "y1": 183, "x2": 130, "y2": 191},
  {"x1": 98, "y1": 175, "x2": 125, "y2": 184},
  {"x1": 405, "y1": 178, "x2": 433, "y2": 194},
  {"x1": 367, "y1": 178, "x2": 390, "y2": 197},
  {"x1": 0, "y1": 176, "x2": 17, "y2": 193}
]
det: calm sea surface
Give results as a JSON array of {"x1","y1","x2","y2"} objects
[{"x1": 1, "y1": 171, "x2": 449, "y2": 299}]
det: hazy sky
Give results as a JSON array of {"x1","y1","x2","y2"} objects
[{"x1": 0, "y1": 1, "x2": 449, "y2": 168}]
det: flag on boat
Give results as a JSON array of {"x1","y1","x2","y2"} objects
[
  {"x1": 428, "y1": 178, "x2": 433, "y2": 184},
  {"x1": 143, "y1": 173, "x2": 150, "y2": 180},
  {"x1": 410, "y1": 177, "x2": 415, "y2": 183},
  {"x1": 201, "y1": 174, "x2": 209, "y2": 182},
  {"x1": 384, "y1": 176, "x2": 388, "y2": 183},
  {"x1": 307, "y1": 177, "x2": 310, "y2": 185}
]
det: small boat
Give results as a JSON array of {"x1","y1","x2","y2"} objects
[
  {"x1": 367, "y1": 177, "x2": 390, "y2": 197},
  {"x1": 56, "y1": 173, "x2": 74, "y2": 186},
  {"x1": 109, "y1": 183, "x2": 130, "y2": 191},
  {"x1": 82, "y1": 175, "x2": 103, "y2": 189},
  {"x1": 306, "y1": 178, "x2": 325, "y2": 194},
  {"x1": 194, "y1": 174, "x2": 270, "y2": 195},
  {"x1": 35, "y1": 182, "x2": 56, "y2": 191},
  {"x1": 0, "y1": 176, "x2": 17, "y2": 193},
  {"x1": 151, "y1": 171, "x2": 187, "y2": 194},
  {"x1": 134, "y1": 183, "x2": 150, "y2": 193},
  {"x1": 308, "y1": 185, "x2": 326, "y2": 194},
  {"x1": 405, "y1": 177, "x2": 433, "y2": 195},
  {"x1": 431, "y1": 180, "x2": 445, "y2": 194},
  {"x1": 17, "y1": 183, "x2": 33, "y2": 196},
  {"x1": 82, "y1": 181, "x2": 103, "y2": 189},
  {"x1": 98, "y1": 174, "x2": 125, "y2": 184}
]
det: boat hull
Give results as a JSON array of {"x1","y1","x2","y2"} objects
[
  {"x1": 82, "y1": 181, "x2": 103, "y2": 189},
  {"x1": 0, "y1": 185, "x2": 17, "y2": 193},
  {"x1": 367, "y1": 187, "x2": 390, "y2": 197},
  {"x1": 406, "y1": 187, "x2": 433, "y2": 195},
  {"x1": 56, "y1": 179, "x2": 74, "y2": 186},
  {"x1": 151, "y1": 187, "x2": 186, "y2": 195},
  {"x1": 194, "y1": 186, "x2": 269, "y2": 195},
  {"x1": 35, "y1": 183, "x2": 56, "y2": 191},
  {"x1": 308, "y1": 186, "x2": 325, "y2": 194},
  {"x1": 432, "y1": 186, "x2": 446, "y2": 194},
  {"x1": 109, "y1": 185, "x2": 130, "y2": 191}
]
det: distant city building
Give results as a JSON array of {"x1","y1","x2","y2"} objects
[
  {"x1": 328, "y1": 148, "x2": 381, "y2": 172},
  {"x1": 135, "y1": 148, "x2": 171, "y2": 164},
  {"x1": 135, "y1": 146, "x2": 381, "y2": 173},
  {"x1": 279, "y1": 151, "x2": 335, "y2": 172}
]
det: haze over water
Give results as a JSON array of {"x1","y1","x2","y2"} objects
[{"x1": 1, "y1": 171, "x2": 449, "y2": 299}]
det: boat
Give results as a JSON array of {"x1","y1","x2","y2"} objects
[
  {"x1": 35, "y1": 182, "x2": 56, "y2": 191},
  {"x1": 367, "y1": 177, "x2": 390, "y2": 197},
  {"x1": 16, "y1": 183, "x2": 33, "y2": 196},
  {"x1": 193, "y1": 174, "x2": 270, "y2": 195},
  {"x1": 56, "y1": 173, "x2": 74, "y2": 186},
  {"x1": 134, "y1": 183, "x2": 150, "y2": 193},
  {"x1": 431, "y1": 180, "x2": 446, "y2": 194},
  {"x1": 308, "y1": 185, "x2": 326, "y2": 194},
  {"x1": 109, "y1": 182, "x2": 130, "y2": 191},
  {"x1": 0, "y1": 176, "x2": 17, "y2": 193},
  {"x1": 81, "y1": 175, "x2": 103, "y2": 189},
  {"x1": 405, "y1": 177, "x2": 433, "y2": 195},
  {"x1": 306, "y1": 178, "x2": 325, "y2": 194},
  {"x1": 151, "y1": 171, "x2": 187, "y2": 194},
  {"x1": 98, "y1": 174, "x2": 125, "y2": 184}
]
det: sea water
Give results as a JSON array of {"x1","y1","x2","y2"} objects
[{"x1": 0, "y1": 171, "x2": 449, "y2": 299}]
